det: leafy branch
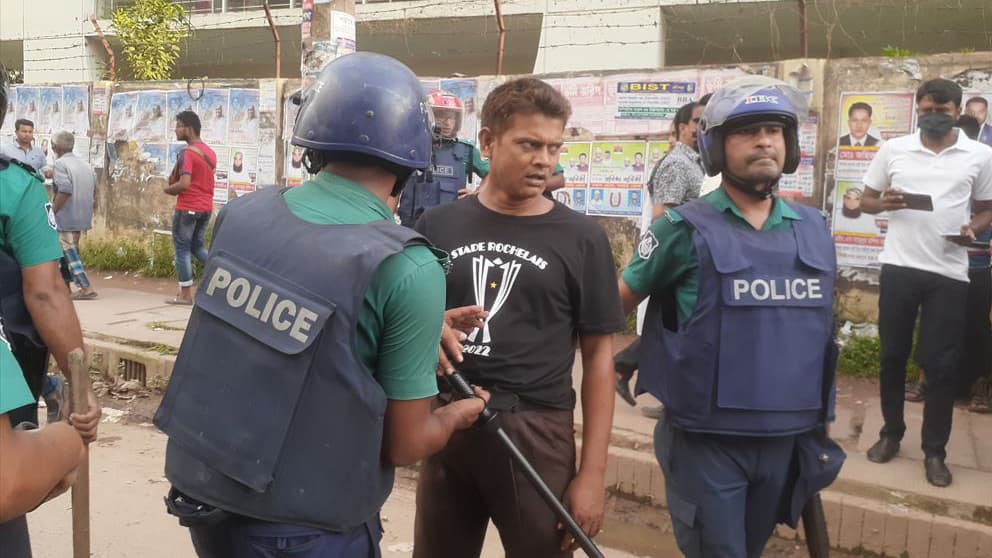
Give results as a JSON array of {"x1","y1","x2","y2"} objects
[{"x1": 111, "y1": 0, "x2": 191, "y2": 81}]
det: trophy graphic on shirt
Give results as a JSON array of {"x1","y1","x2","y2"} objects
[{"x1": 468, "y1": 255, "x2": 522, "y2": 343}]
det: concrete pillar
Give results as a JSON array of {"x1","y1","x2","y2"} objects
[
  {"x1": 301, "y1": 0, "x2": 355, "y2": 87},
  {"x1": 533, "y1": 4, "x2": 665, "y2": 74}
]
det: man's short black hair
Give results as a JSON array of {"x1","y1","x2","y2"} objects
[
  {"x1": 956, "y1": 114, "x2": 981, "y2": 140},
  {"x1": 699, "y1": 93, "x2": 713, "y2": 106},
  {"x1": 673, "y1": 101, "x2": 699, "y2": 139},
  {"x1": 915, "y1": 78, "x2": 963, "y2": 108},
  {"x1": 966, "y1": 96, "x2": 989, "y2": 109},
  {"x1": 848, "y1": 102, "x2": 873, "y2": 118},
  {"x1": 635, "y1": 152, "x2": 643, "y2": 157},
  {"x1": 176, "y1": 110, "x2": 201, "y2": 135},
  {"x1": 14, "y1": 118, "x2": 34, "y2": 131}
]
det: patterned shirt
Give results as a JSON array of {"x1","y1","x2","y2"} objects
[{"x1": 649, "y1": 142, "x2": 705, "y2": 207}]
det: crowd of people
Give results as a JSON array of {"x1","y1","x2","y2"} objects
[{"x1": 2, "y1": 54, "x2": 991, "y2": 558}]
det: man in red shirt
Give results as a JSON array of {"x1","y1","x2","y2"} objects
[{"x1": 164, "y1": 111, "x2": 216, "y2": 305}]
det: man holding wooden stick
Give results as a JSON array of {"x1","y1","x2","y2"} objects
[{"x1": 0, "y1": 63, "x2": 100, "y2": 558}]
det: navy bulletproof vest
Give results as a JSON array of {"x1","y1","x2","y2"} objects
[
  {"x1": 397, "y1": 140, "x2": 472, "y2": 227},
  {"x1": 638, "y1": 198, "x2": 836, "y2": 436},
  {"x1": 154, "y1": 186, "x2": 434, "y2": 532}
]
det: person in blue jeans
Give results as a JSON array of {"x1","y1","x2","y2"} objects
[{"x1": 163, "y1": 111, "x2": 217, "y2": 305}]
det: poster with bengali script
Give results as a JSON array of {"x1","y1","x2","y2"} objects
[
  {"x1": 282, "y1": 93, "x2": 300, "y2": 141},
  {"x1": 199, "y1": 89, "x2": 230, "y2": 144},
  {"x1": 1, "y1": 87, "x2": 14, "y2": 133},
  {"x1": 108, "y1": 92, "x2": 137, "y2": 141},
  {"x1": 556, "y1": 142, "x2": 591, "y2": 213},
  {"x1": 545, "y1": 77, "x2": 609, "y2": 133},
  {"x1": 615, "y1": 81, "x2": 696, "y2": 121},
  {"x1": 256, "y1": 128, "x2": 277, "y2": 186},
  {"x1": 285, "y1": 142, "x2": 307, "y2": 186},
  {"x1": 964, "y1": 92, "x2": 992, "y2": 146},
  {"x1": 228, "y1": 147, "x2": 258, "y2": 198},
  {"x1": 228, "y1": 89, "x2": 260, "y2": 146},
  {"x1": 586, "y1": 141, "x2": 648, "y2": 217},
  {"x1": 15, "y1": 87, "x2": 38, "y2": 125},
  {"x1": 37, "y1": 87, "x2": 61, "y2": 134},
  {"x1": 134, "y1": 91, "x2": 168, "y2": 143},
  {"x1": 778, "y1": 115, "x2": 818, "y2": 199},
  {"x1": 645, "y1": 140, "x2": 672, "y2": 177},
  {"x1": 832, "y1": 92, "x2": 914, "y2": 267},
  {"x1": 62, "y1": 85, "x2": 90, "y2": 134}
]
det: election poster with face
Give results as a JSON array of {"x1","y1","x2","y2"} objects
[
  {"x1": 964, "y1": 92, "x2": 992, "y2": 146},
  {"x1": 832, "y1": 92, "x2": 915, "y2": 267},
  {"x1": 778, "y1": 115, "x2": 819, "y2": 199},
  {"x1": 62, "y1": 85, "x2": 90, "y2": 134},
  {"x1": 37, "y1": 87, "x2": 61, "y2": 135},
  {"x1": 199, "y1": 89, "x2": 230, "y2": 145},
  {"x1": 556, "y1": 142, "x2": 591, "y2": 213},
  {"x1": 108, "y1": 92, "x2": 138, "y2": 142},
  {"x1": 229, "y1": 89, "x2": 261, "y2": 146},
  {"x1": 134, "y1": 91, "x2": 168, "y2": 143},
  {"x1": 167, "y1": 91, "x2": 197, "y2": 134},
  {"x1": 587, "y1": 141, "x2": 647, "y2": 217}
]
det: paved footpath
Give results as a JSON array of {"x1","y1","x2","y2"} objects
[{"x1": 70, "y1": 286, "x2": 992, "y2": 557}]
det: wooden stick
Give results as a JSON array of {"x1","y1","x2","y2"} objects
[{"x1": 67, "y1": 348, "x2": 90, "y2": 558}]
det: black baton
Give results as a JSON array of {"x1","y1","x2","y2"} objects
[
  {"x1": 801, "y1": 493, "x2": 831, "y2": 558},
  {"x1": 445, "y1": 372, "x2": 607, "y2": 558}
]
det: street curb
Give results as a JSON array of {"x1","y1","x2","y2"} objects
[
  {"x1": 83, "y1": 336, "x2": 176, "y2": 388},
  {"x1": 602, "y1": 447, "x2": 992, "y2": 557}
]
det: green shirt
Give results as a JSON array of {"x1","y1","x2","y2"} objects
[
  {"x1": 0, "y1": 338, "x2": 32, "y2": 415},
  {"x1": 0, "y1": 161, "x2": 63, "y2": 267},
  {"x1": 622, "y1": 188, "x2": 803, "y2": 327},
  {"x1": 282, "y1": 172, "x2": 445, "y2": 400}
]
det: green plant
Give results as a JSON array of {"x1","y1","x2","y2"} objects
[
  {"x1": 882, "y1": 46, "x2": 914, "y2": 58},
  {"x1": 837, "y1": 335, "x2": 920, "y2": 381},
  {"x1": 111, "y1": 0, "x2": 190, "y2": 81}
]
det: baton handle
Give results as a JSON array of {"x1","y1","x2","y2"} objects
[
  {"x1": 68, "y1": 348, "x2": 91, "y2": 558},
  {"x1": 444, "y1": 372, "x2": 606, "y2": 558},
  {"x1": 802, "y1": 493, "x2": 831, "y2": 558}
]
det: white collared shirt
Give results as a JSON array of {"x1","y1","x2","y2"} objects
[{"x1": 864, "y1": 129, "x2": 992, "y2": 282}]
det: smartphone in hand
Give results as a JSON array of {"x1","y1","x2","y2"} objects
[{"x1": 901, "y1": 193, "x2": 933, "y2": 211}]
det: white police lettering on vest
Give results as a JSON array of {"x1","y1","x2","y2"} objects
[
  {"x1": 205, "y1": 267, "x2": 319, "y2": 344},
  {"x1": 731, "y1": 277, "x2": 822, "y2": 302}
]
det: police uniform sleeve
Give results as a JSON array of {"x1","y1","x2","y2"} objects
[
  {"x1": 471, "y1": 145, "x2": 489, "y2": 178},
  {"x1": 370, "y1": 246, "x2": 445, "y2": 400},
  {"x1": 0, "y1": 339, "x2": 33, "y2": 416},
  {"x1": 621, "y1": 212, "x2": 696, "y2": 298},
  {"x1": 7, "y1": 177, "x2": 63, "y2": 267}
]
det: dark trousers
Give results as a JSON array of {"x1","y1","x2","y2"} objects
[
  {"x1": 878, "y1": 265, "x2": 968, "y2": 459},
  {"x1": 188, "y1": 516, "x2": 380, "y2": 558},
  {"x1": 0, "y1": 516, "x2": 32, "y2": 558},
  {"x1": 654, "y1": 411, "x2": 797, "y2": 558},
  {"x1": 414, "y1": 407, "x2": 576, "y2": 558},
  {"x1": 959, "y1": 267, "x2": 992, "y2": 396},
  {"x1": 6, "y1": 335, "x2": 49, "y2": 428}
]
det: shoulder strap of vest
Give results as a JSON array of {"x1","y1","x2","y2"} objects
[{"x1": 184, "y1": 145, "x2": 216, "y2": 171}]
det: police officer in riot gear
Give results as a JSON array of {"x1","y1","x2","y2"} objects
[
  {"x1": 396, "y1": 90, "x2": 489, "y2": 227},
  {"x1": 0, "y1": 63, "x2": 100, "y2": 556},
  {"x1": 154, "y1": 53, "x2": 486, "y2": 558},
  {"x1": 617, "y1": 76, "x2": 844, "y2": 557}
]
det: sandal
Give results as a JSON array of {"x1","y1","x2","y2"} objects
[
  {"x1": 905, "y1": 380, "x2": 927, "y2": 402},
  {"x1": 968, "y1": 378, "x2": 992, "y2": 414},
  {"x1": 164, "y1": 297, "x2": 193, "y2": 306},
  {"x1": 71, "y1": 291, "x2": 98, "y2": 300}
]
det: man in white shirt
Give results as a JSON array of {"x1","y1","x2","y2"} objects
[{"x1": 859, "y1": 79, "x2": 992, "y2": 487}]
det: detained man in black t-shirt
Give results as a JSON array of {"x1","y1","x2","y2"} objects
[{"x1": 413, "y1": 78, "x2": 625, "y2": 558}]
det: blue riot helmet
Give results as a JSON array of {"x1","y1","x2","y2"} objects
[
  {"x1": 697, "y1": 76, "x2": 807, "y2": 198},
  {"x1": 291, "y1": 52, "x2": 434, "y2": 195}
]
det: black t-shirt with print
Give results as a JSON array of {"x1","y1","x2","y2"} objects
[{"x1": 415, "y1": 196, "x2": 625, "y2": 409}]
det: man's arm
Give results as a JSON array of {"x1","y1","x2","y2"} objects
[
  {"x1": 52, "y1": 161, "x2": 72, "y2": 214},
  {"x1": 164, "y1": 174, "x2": 191, "y2": 196},
  {"x1": 560, "y1": 332, "x2": 614, "y2": 550},
  {"x1": 0, "y1": 414, "x2": 85, "y2": 522},
  {"x1": 22, "y1": 262, "x2": 100, "y2": 441},
  {"x1": 52, "y1": 192, "x2": 71, "y2": 215},
  {"x1": 858, "y1": 143, "x2": 903, "y2": 214}
]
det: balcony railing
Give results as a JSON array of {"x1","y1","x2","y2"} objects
[{"x1": 99, "y1": 0, "x2": 418, "y2": 18}]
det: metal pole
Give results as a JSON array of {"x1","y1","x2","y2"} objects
[
  {"x1": 264, "y1": 1, "x2": 282, "y2": 79},
  {"x1": 88, "y1": 15, "x2": 116, "y2": 81},
  {"x1": 798, "y1": 0, "x2": 809, "y2": 58},
  {"x1": 494, "y1": 0, "x2": 506, "y2": 75}
]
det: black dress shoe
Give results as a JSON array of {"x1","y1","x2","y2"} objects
[
  {"x1": 615, "y1": 368, "x2": 637, "y2": 407},
  {"x1": 925, "y1": 457, "x2": 952, "y2": 487},
  {"x1": 867, "y1": 437, "x2": 900, "y2": 463}
]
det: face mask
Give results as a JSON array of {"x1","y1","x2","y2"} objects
[{"x1": 918, "y1": 113, "x2": 955, "y2": 138}]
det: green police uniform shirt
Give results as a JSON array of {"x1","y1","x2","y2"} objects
[
  {"x1": 0, "y1": 160, "x2": 64, "y2": 267},
  {"x1": 0, "y1": 332, "x2": 32, "y2": 415},
  {"x1": 622, "y1": 188, "x2": 803, "y2": 327},
  {"x1": 0, "y1": 161, "x2": 57, "y2": 415},
  {"x1": 283, "y1": 172, "x2": 444, "y2": 400}
]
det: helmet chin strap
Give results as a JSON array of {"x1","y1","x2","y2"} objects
[{"x1": 723, "y1": 169, "x2": 779, "y2": 200}]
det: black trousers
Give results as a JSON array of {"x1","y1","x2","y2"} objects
[
  {"x1": 878, "y1": 264, "x2": 968, "y2": 459},
  {"x1": 6, "y1": 335, "x2": 49, "y2": 428},
  {"x1": 958, "y1": 267, "x2": 992, "y2": 397}
]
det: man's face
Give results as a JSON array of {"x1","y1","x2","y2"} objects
[
  {"x1": 848, "y1": 108, "x2": 871, "y2": 139},
  {"x1": 679, "y1": 105, "x2": 704, "y2": 149},
  {"x1": 292, "y1": 148, "x2": 303, "y2": 164},
  {"x1": 579, "y1": 153, "x2": 587, "y2": 165},
  {"x1": 234, "y1": 153, "x2": 243, "y2": 169},
  {"x1": 635, "y1": 153, "x2": 643, "y2": 164},
  {"x1": 966, "y1": 100, "x2": 988, "y2": 124},
  {"x1": 15, "y1": 124, "x2": 33, "y2": 146},
  {"x1": 152, "y1": 105, "x2": 162, "y2": 118},
  {"x1": 843, "y1": 190, "x2": 862, "y2": 211},
  {"x1": 723, "y1": 124, "x2": 786, "y2": 188},
  {"x1": 479, "y1": 113, "x2": 564, "y2": 202},
  {"x1": 215, "y1": 106, "x2": 223, "y2": 118},
  {"x1": 174, "y1": 121, "x2": 188, "y2": 142},
  {"x1": 434, "y1": 108, "x2": 459, "y2": 138},
  {"x1": 916, "y1": 96, "x2": 960, "y2": 123}
]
